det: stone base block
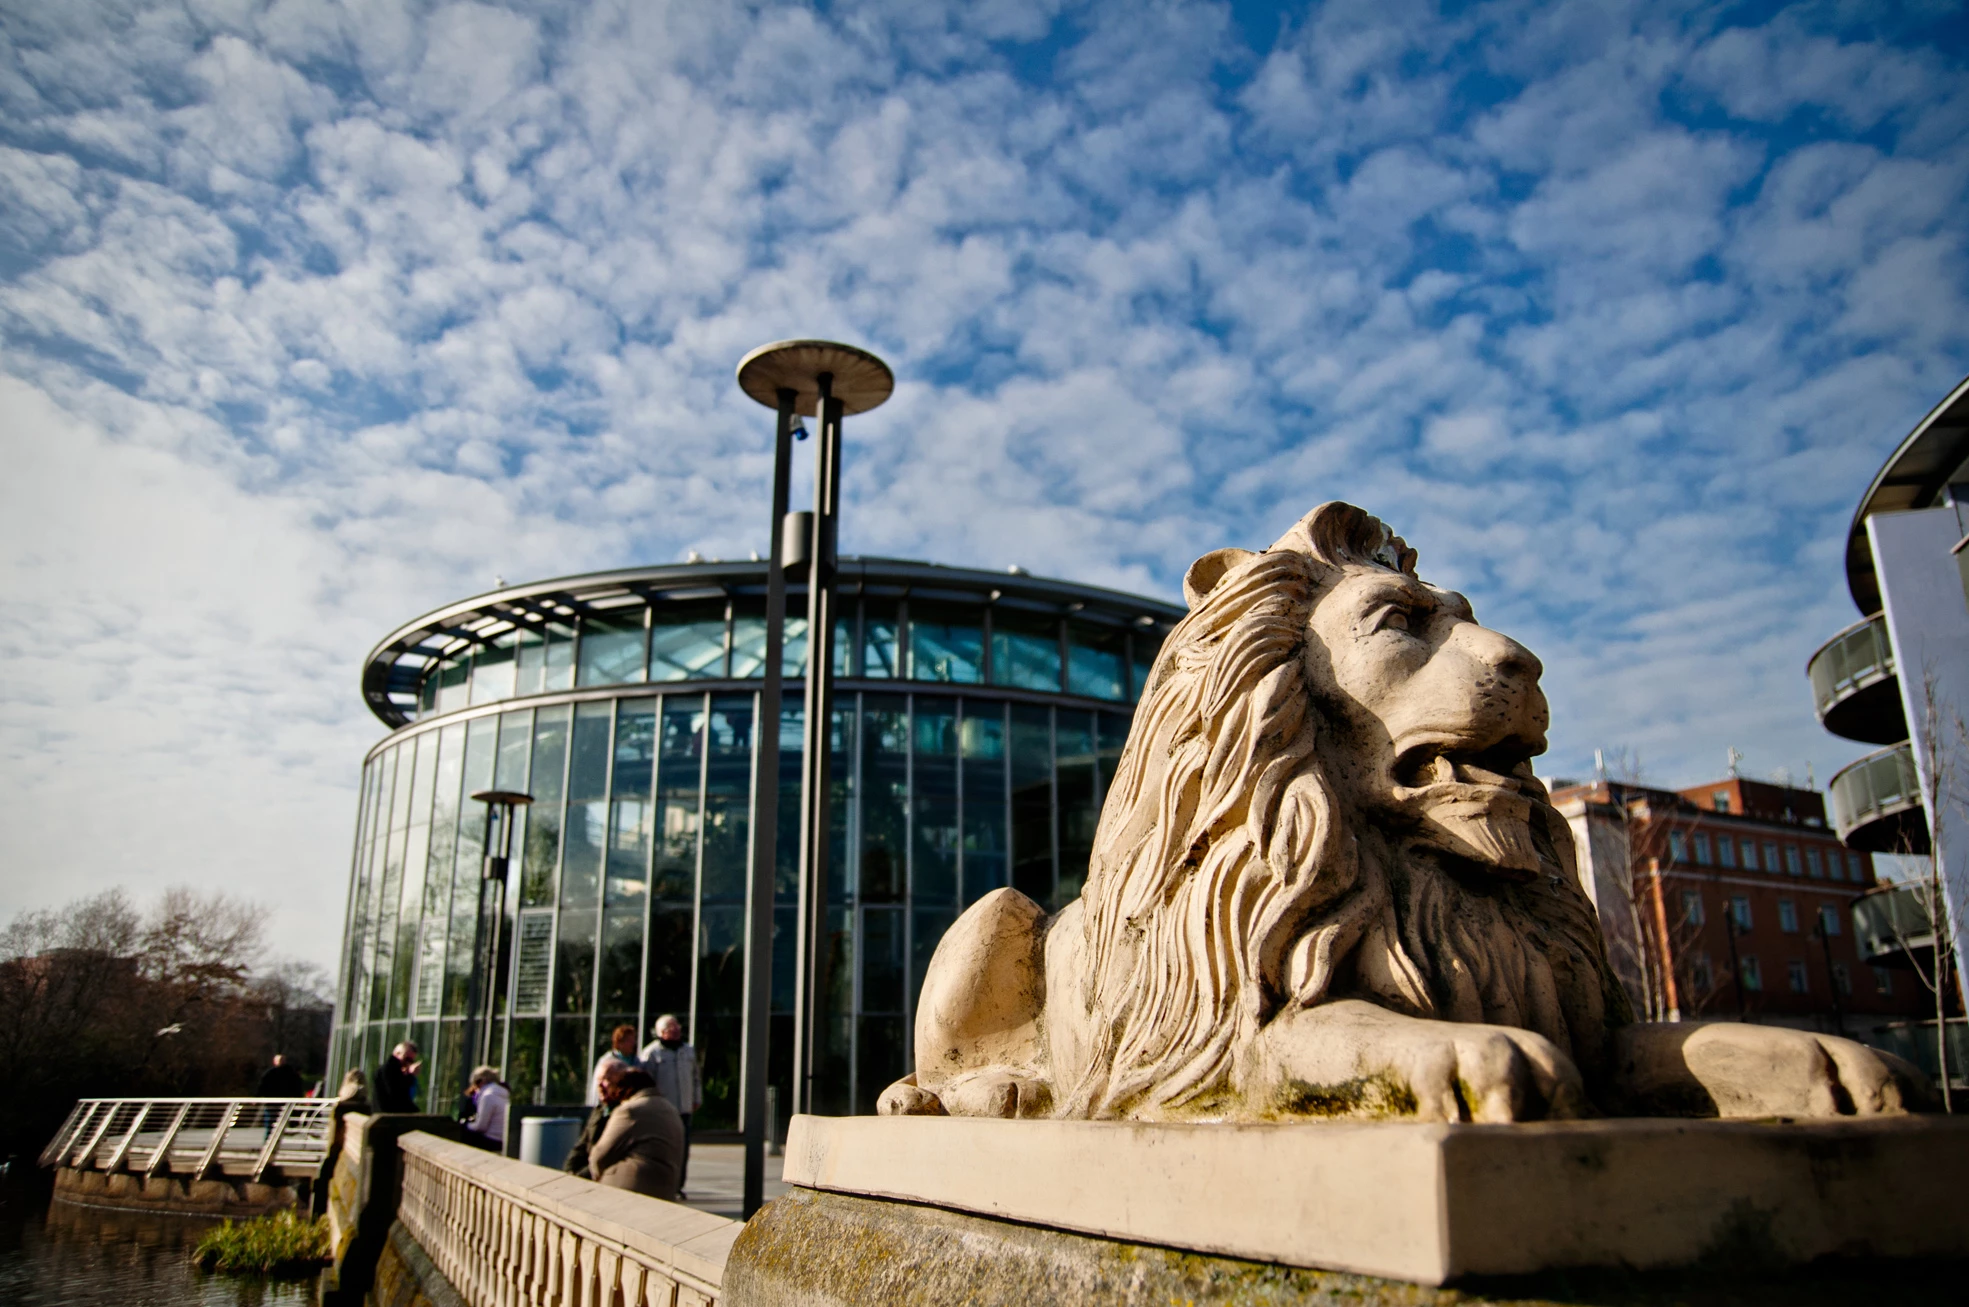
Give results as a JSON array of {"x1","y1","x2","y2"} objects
[
  {"x1": 772, "y1": 1114, "x2": 1969, "y2": 1287},
  {"x1": 727, "y1": 1186, "x2": 1965, "y2": 1307}
]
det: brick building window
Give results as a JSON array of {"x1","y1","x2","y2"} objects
[
  {"x1": 1874, "y1": 967, "x2": 1894, "y2": 996},
  {"x1": 1787, "y1": 960, "x2": 1809, "y2": 994},
  {"x1": 1766, "y1": 841, "x2": 1783, "y2": 875},
  {"x1": 1713, "y1": 791, "x2": 1732, "y2": 813},
  {"x1": 1740, "y1": 956, "x2": 1762, "y2": 991},
  {"x1": 1833, "y1": 963, "x2": 1851, "y2": 996},
  {"x1": 1728, "y1": 896, "x2": 1753, "y2": 932},
  {"x1": 1818, "y1": 904, "x2": 1841, "y2": 937},
  {"x1": 1777, "y1": 900, "x2": 1798, "y2": 933},
  {"x1": 1740, "y1": 839, "x2": 1758, "y2": 871},
  {"x1": 1694, "y1": 833, "x2": 1713, "y2": 865},
  {"x1": 1679, "y1": 890, "x2": 1704, "y2": 926},
  {"x1": 1806, "y1": 847, "x2": 1825, "y2": 879},
  {"x1": 1668, "y1": 830, "x2": 1687, "y2": 863},
  {"x1": 1690, "y1": 954, "x2": 1713, "y2": 992},
  {"x1": 1848, "y1": 853, "x2": 1865, "y2": 880},
  {"x1": 1719, "y1": 835, "x2": 1737, "y2": 868},
  {"x1": 1785, "y1": 846, "x2": 1803, "y2": 876}
]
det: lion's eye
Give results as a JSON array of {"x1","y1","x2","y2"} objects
[{"x1": 1373, "y1": 606, "x2": 1413, "y2": 634}]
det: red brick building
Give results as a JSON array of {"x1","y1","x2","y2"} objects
[{"x1": 1550, "y1": 776, "x2": 1928, "y2": 1035}]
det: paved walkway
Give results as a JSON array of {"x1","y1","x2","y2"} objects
[{"x1": 676, "y1": 1143, "x2": 791, "y2": 1221}]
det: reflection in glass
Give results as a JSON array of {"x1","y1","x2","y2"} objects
[
  {"x1": 862, "y1": 601, "x2": 900, "y2": 678},
  {"x1": 554, "y1": 908, "x2": 597, "y2": 1015},
  {"x1": 545, "y1": 626, "x2": 575, "y2": 691},
  {"x1": 913, "y1": 698, "x2": 959, "y2": 905},
  {"x1": 472, "y1": 638, "x2": 517, "y2": 705},
  {"x1": 1056, "y1": 710, "x2": 1099, "y2": 904},
  {"x1": 961, "y1": 703, "x2": 1008, "y2": 904},
  {"x1": 861, "y1": 696, "x2": 908, "y2": 902},
  {"x1": 1067, "y1": 623, "x2": 1127, "y2": 700},
  {"x1": 993, "y1": 609, "x2": 1061, "y2": 691},
  {"x1": 1130, "y1": 625, "x2": 1164, "y2": 701},
  {"x1": 862, "y1": 907, "x2": 905, "y2": 1014},
  {"x1": 730, "y1": 603, "x2": 768, "y2": 678},
  {"x1": 1011, "y1": 704, "x2": 1053, "y2": 904},
  {"x1": 520, "y1": 707, "x2": 568, "y2": 907},
  {"x1": 909, "y1": 604, "x2": 983, "y2": 683},
  {"x1": 607, "y1": 702, "x2": 656, "y2": 906},
  {"x1": 598, "y1": 910, "x2": 643, "y2": 1014},
  {"x1": 702, "y1": 696, "x2": 754, "y2": 903},
  {"x1": 578, "y1": 609, "x2": 648, "y2": 686},
  {"x1": 650, "y1": 600, "x2": 729, "y2": 681},
  {"x1": 515, "y1": 628, "x2": 546, "y2": 697}
]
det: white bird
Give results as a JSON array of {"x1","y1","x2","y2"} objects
[{"x1": 156, "y1": 1024, "x2": 183, "y2": 1037}]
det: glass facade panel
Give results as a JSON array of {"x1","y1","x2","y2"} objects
[
  {"x1": 908, "y1": 604, "x2": 982, "y2": 683},
  {"x1": 607, "y1": 701, "x2": 656, "y2": 907},
  {"x1": 861, "y1": 696, "x2": 909, "y2": 902},
  {"x1": 472, "y1": 639, "x2": 517, "y2": 705},
  {"x1": 1131, "y1": 626, "x2": 1164, "y2": 700},
  {"x1": 1010, "y1": 704, "x2": 1054, "y2": 904},
  {"x1": 730, "y1": 602, "x2": 769, "y2": 679},
  {"x1": 862, "y1": 600, "x2": 900, "y2": 678},
  {"x1": 515, "y1": 628, "x2": 546, "y2": 697},
  {"x1": 649, "y1": 600, "x2": 728, "y2": 681},
  {"x1": 578, "y1": 609, "x2": 648, "y2": 687},
  {"x1": 561, "y1": 703, "x2": 613, "y2": 912},
  {"x1": 702, "y1": 696, "x2": 755, "y2": 903},
  {"x1": 520, "y1": 707, "x2": 569, "y2": 907},
  {"x1": 1056, "y1": 710, "x2": 1100, "y2": 904},
  {"x1": 993, "y1": 609, "x2": 1061, "y2": 691},
  {"x1": 913, "y1": 698, "x2": 959, "y2": 906},
  {"x1": 1066, "y1": 623, "x2": 1127, "y2": 700},
  {"x1": 961, "y1": 704, "x2": 1008, "y2": 904}
]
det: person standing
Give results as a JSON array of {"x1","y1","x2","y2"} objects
[
  {"x1": 257, "y1": 1053, "x2": 305, "y2": 1098},
  {"x1": 638, "y1": 1014, "x2": 701, "y2": 1194},
  {"x1": 373, "y1": 1041, "x2": 421, "y2": 1113},
  {"x1": 586, "y1": 1025, "x2": 641, "y2": 1106},
  {"x1": 587, "y1": 1063, "x2": 684, "y2": 1201},
  {"x1": 464, "y1": 1066, "x2": 510, "y2": 1151}
]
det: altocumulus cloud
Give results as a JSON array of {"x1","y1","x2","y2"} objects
[{"x1": 0, "y1": 0, "x2": 1965, "y2": 965}]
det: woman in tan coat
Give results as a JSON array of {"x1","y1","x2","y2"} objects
[{"x1": 588, "y1": 1066, "x2": 685, "y2": 1200}]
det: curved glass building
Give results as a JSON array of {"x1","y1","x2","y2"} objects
[{"x1": 328, "y1": 557, "x2": 1183, "y2": 1124}]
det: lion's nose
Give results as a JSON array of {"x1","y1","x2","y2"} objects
[{"x1": 1466, "y1": 625, "x2": 1542, "y2": 683}]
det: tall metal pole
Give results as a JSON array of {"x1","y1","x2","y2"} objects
[
  {"x1": 735, "y1": 339, "x2": 891, "y2": 1125},
  {"x1": 795, "y1": 374, "x2": 844, "y2": 1114},
  {"x1": 739, "y1": 388, "x2": 795, "y2": 1218}
]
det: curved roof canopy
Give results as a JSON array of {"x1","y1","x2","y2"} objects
[
  {"x1": 1847, "y1": 372, "x2": 1969, "y2": 616},
  {"x1": 360, "y1": 556, "x2": 1186, "y2": 729}
]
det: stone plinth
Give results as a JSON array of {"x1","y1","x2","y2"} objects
[{"x1": 764, "y1": 1114, "x2": 1969, "y2": 1287}]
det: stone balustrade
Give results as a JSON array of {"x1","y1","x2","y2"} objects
[{"x1": 394, "y1": 1131, "x2": 740, "y2": 1307}]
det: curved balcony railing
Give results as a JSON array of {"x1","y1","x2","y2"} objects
[
  {"x1": 1828, "y1": 743, "x2": 1929, "y2": 854},
  {"x1": 1807, "y1": 614, "x2": 1906, "y2": 745},
  {"x1": 1852, "y1": 882, "x2": 1941, "y2": 964}
]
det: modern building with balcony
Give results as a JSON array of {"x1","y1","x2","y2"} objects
[
  {"x1": 1806, "y1": 370, "x2": 1969, "y2": 1043},
  {"x1": 328, "y1": 557, "x2": 1183, "y2": 1125}
]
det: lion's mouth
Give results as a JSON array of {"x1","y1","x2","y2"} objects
[{"x1": 1390, "y1": 740, "x2": 1539, "y2": 797}]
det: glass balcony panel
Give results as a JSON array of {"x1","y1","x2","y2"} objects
[
  {"x1": 1828, "y1": 742, "x2": 1929, "y2": 853},
  {"x1": 1808, "y1": 615, "x2": 1903, "y2": 744}
]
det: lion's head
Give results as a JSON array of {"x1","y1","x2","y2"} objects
[{"x1": 1064, "y1": 502, "x2": 1630, "y2": 1119}]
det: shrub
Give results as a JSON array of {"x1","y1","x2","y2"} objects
[{"x1": 189, "y1": 1208, "x2": 331, "y2": 1277}]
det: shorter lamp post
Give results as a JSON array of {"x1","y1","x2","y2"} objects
[{"x1": 467, "y1": 789, "x2": 533, "y2": 1075}]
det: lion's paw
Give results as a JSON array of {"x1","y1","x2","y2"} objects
[
  {"x1": 1615, "y1": 1021, "x2": 1937, "y2": 1118},
  {"x1": 1255, "y1": 999, "x2": 1590, "y2": 1123},
  {"x1": 876, "y1": 1074, "x2": 947, "y2": 1116}
]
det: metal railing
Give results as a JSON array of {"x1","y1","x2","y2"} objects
[
  {"x1": 38, "y1": 1097, "x2": 337, "y2": 1182},
  {"x1": 1807, "y1": 613, "x2": 1905, "y2": 744}
]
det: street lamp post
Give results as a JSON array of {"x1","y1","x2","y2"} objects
[
  {"x1": 735, "y1": 339, "x2": 892, "y2": 1218},
  {"x1": 466, "y1": 789, "x2": 533, "y2": 1079}
]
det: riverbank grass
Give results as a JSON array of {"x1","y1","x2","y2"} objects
[{"x1": 189, "y1": 1208, "x2": 331, "y2": 1276}]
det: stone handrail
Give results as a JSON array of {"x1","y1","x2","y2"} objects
[{"x1": 396, "y1": 1131, "x2": 740, "y2": 1307}]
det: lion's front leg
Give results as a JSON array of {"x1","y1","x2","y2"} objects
[
  {"x1": 1245, "y1": 999, "x2": 1590, "y2": 1123},
  {"x1": 1612, "y1": 1021, "x2": 1936, "y2": 1118}
]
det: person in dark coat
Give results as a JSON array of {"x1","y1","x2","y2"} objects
[
  {"x1": 587, "y1": 1066, "x2": 684, "y2": 1201},
  {"x1": 258, "y1": 1054, "x2": 306, "y2": 1098},
  {"x1": 373, "y1": 1041, "x2": 422, "y2": 1113}
]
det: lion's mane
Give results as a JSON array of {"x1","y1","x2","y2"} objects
[{"x1": 1063, "y1": 503, "x2": 1628, "y2": 1119}]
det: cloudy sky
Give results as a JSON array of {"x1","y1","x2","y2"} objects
[{"x1": 2, "y1": 0, "x2": 1965, "y2": 968}]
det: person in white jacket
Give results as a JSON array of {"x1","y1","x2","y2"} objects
[
  {"x1": 638, "y1": 1014, "x2": 702, "y2": 1194},
  {"x1": 465, "y1": 1066, "x2": 510, "y2": 1150}
]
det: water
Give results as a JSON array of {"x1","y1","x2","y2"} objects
[{"x1": 0, "y1": 1172, "x2": 319, "y2": 1307}]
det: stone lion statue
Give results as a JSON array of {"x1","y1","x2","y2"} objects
[{"x1": 879, "y1": 503, "x2": 1931, "y2": 1123}]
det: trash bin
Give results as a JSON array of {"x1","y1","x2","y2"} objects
[{"x1": 519, "y1": 1115, "x2": 584, "y2": 1168}]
